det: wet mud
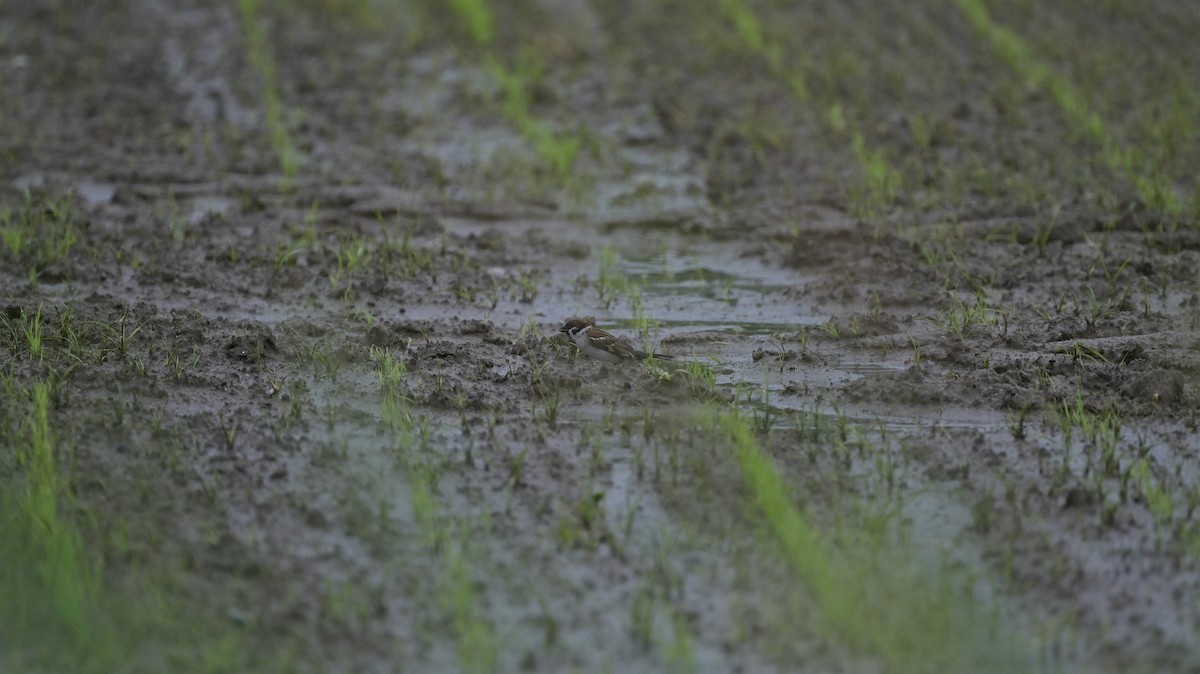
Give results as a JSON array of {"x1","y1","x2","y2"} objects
[{"x1": 2, "y1": 1, "x2": 1199, "y2": 673}]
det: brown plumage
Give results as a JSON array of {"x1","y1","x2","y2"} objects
[{"x1": 559, "y1": 318, "x2": 673, "y2": 363}]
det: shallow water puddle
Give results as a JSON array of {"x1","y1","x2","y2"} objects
[
  {"x1": 608, "y1": 316, "x2": 824, "y2": 335},
  {"x1": 11, "y1": 174, "x2": 116, "y2": 206},
  {"x1": 616, "y1": 249, "x2": 796, "y2": 298},
  {"x1": 443, "y1": 214, "x2": 823, "y2": 329},
  {"x1": 589, "y1": 144, "x2": 710, "y2": 217},
  {"x1": 188, "y1": 195, "x2": 237, "y2": 224},
  {"x1": 75, "y1": 180, "x2": 118, "y2": 206},
  {"x1": 830, "y1": 357, "x2": 908, "y2": 376},
  {"x1": 758, "y1": 400, "x2": 1011, "y2": 434},
  {"x1": 611, "y1": 243, "x2": 819, "y2": 327}
]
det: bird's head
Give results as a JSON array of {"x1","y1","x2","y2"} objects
[{"x1": 558, "y1": 318, "x2": 592, "y2": 337}]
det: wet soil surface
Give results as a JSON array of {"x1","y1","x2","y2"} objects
[{"x1": 3, "y1": 1, "x2": 1200, "y2": 672}]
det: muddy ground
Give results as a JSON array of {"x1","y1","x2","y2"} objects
[{"x1": 2, "y1": 1, "x2": 1199, "y2": 673}]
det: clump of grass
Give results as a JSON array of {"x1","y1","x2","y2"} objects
[
  {"x1": 441, "y1": 0, "x2": 582, "y2": 179},
  {"x1": 952, "y1": 0, "x2": 1187, "y2": 220},
  {"x1": 15, "y1": 304, "x2": 45, "y2": 364},
  {"x1": 0, "y1": 190, "x2": 81, "y2": 282},
  {"x1": 679, "y1": 357, "x2": 717, "y2": 400},
  {"x1": 379, "y1": 223, "x2": 436, "y2": 281},
  {"x1": 4, "y1": 381, "x2": 94, "y2": 642},
  {"x1": 327, "y1": 233, "x2": 374, "y2": 299},
  {"x1": 513, "y1": 270, "x2": 539, "y2": 303},
  {"x1": 942, "y1": 290, "x2": 1002, "y2": 340},
  {"x1": 1, "y1": 381, "x2": 271, "y2": 672},
  {"x1": 489, "y1": 49, "x2": 581, "y2": 178},
  {"x1": 850, "y1": 132, "x2": 900, "y2": 219},
  {"x1": 236, "y1": 0, "x2": 302, "y2": 180},
  {"x1": 556, "y1": 483, "x2": 610, "y2": 552},
  {"x1": 525, "y1": 346, "x2": 561, "y2": 428},
  {"x1": 953, "y1": 0, "x2": 1103, "y2": 142},
  {"x1": 439, "y1": 541, "x2": 498, "y2": 674},
  {"x1": 1130, "y1": 459, "x2": 1172, "y2": 526},
  {"x1": 373, "y1": 346, "x2": 413, "y2": 436},
  {"x1": 595, "y1": 245, "x2": 635, "y2": 307},
  {"x1": 711, "y1": 0, "x2": 898, "y2": 219},
  {"x1": 700, "y1": 407, "x2": 1027, "y2": 671},
  {"x1": 717, "y1": 0, "x2": 791, "y2": 88},
  {"x1": 448, "y1": 0, "x2": 493, "y2": 46}
]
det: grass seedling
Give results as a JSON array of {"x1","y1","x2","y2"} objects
[
  {"x1": 105, "y1": 310, "x2": 145, "y2": 360},
  {"x1": 53, "y1": 303, "x2": 86, "y2": 364},
  {"x1": 720, "y1": 408, "x2": 834, "y2": 604},
  {"x1": 943, "y1": 291, "x2": 999, "y2": 340},
  {"x1": 21, "y1": 305, "x2": 44, "y2": 364},
  {"x1": 596, "y1": 245, "x2": 632, "y2": 307},
  {"x1": 373, "y1": 346, "x2": 413, "y2": 436},
  {"x1": 350, "y1": 304, "x2": 375, "y2": 328},
  {"x1": 719, "y1": 0, "x2": 770, "y2": 63},
  {"x1": 381, "y1": 226, "x2": 435, "y2": 281},
  {"x1": 1006, "y1": 400, "x2": 1034, "y2": 441},
  {"x1": 630, "y1": 584, "x2": 656, "y2": 648},
  {"x1": 679, "y1": 357, "x2": 717, "y2": 400},
  {"x1": 1132, "y1": 455, "x2": 1171, "y2": 525},
  {"x1": 1097, "y1": 253, "x2": 1133, "y2": 297},
  {"x1": 165, "y1": 347, "x2": 184, "y2": 381},
  {"x1": 848, "y1": 315, "x2": 862, "y2": 339},
  {"x1": 164, "y1": 189, "x2": 187, "y2": 243},
  {"x1": 539, "y1": 382, "x2": 561, "y2": 429},
  {"x1": 1033, "y1": 206, "x2": 1060, "y2": 256},
  {"x1": 557, "y1": 484, "x2": 608, "y2": 552},
  {"x1": 502, "y1": 446, "x2": 529, "y2": 490},
  {"x1": 409, "y1": 461, "x2": 440, "y2": 542},
  {"x1": 751, "y1": 369, "x2": 776, "y2": 434},
  {"x1": 219, "y1": 414, "x2": 239, "y2": 451},
  {"x1": 1062, "y1": 342, "x2": 1108, "y2": 365},
  {"x1": 797, "y1": 328, "x2": 811, "y2": 356},
  {"x1": 822, "y1": 317, "x2": 839, "y2": 339},
  {"x1": 312, "y1": 335, "x2": 342, "y2": 381},
  {"x1": 908, "y1": 112, "x2": 933, "y2": 152},
  {"x1": 514, "y1": 270, "x2": 539, "y2": 303},
  {"x1": 273, "y1": 242, "x2": 302, "y2": 274},
  {"x1": 330, "y1": 234, "x2": 372, "y2": 290},
  {"x1": 282, "y1": 322, "x2": 344, "y2": 382},
  {"x1": 319, "y1": 579, "x2": 371, "y2": 631},
  {"x1": 526, "y1": 348, "x2": 561, "y2": 428}
]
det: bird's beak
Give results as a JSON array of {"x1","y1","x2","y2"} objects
[{"x1": 558, "y1": 325, "x2": 569, "y2": 333}]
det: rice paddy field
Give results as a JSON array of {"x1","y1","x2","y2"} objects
[{"x1": 2, "y1": 1, "x2": 1199, "y2": 672}]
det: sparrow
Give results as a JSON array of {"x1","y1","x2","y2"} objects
[{"x1": 558, "y1": 318, "x2": 674, "y2": 364}]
